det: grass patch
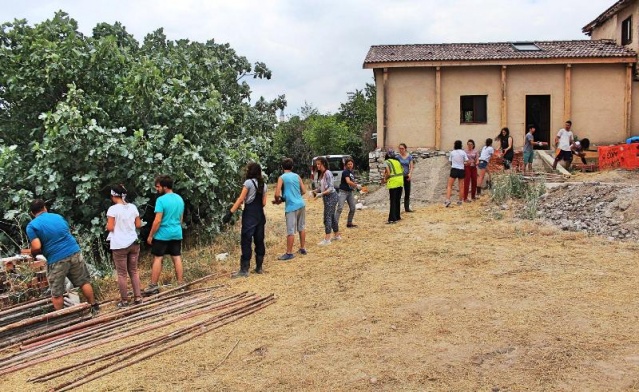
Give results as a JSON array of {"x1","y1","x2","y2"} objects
[{"x1": 490, "y1": 173, "x2": 546, "y2": 220}]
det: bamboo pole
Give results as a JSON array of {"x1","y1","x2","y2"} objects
[
  {"x1": 0, "y1": 292, "x2": 257, "y2": 375},
  {"x1": 51, "y1": 296, "x2": 275, "y2": 391}
]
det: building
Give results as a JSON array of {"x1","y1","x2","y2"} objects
[{"x1": 364, "y1": 1, "x2": 639, "y2": 151}]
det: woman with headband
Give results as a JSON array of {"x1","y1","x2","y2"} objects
[{"x1": 106, "y1": 184, "x2": 143, "y2": 307}]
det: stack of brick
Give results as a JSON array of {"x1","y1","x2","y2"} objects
[
  {"x1": 1, "y1": 255, "x2": 49, "y2": 305},
  {"x1": 489, "y1": 151, "x2": 524, "y2": 173}
]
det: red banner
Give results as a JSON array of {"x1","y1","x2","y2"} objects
[{"x1": 598, "y1": 144, "x2": 639, "y2": 170}]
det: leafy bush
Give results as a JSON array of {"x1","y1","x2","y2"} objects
[{"x1": 0, "y1": 12, "x2": 285, "y2": 265}]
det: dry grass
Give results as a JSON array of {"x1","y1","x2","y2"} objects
[{"x1": 3, "y1": 186, "x2": 639, "y2": 391}]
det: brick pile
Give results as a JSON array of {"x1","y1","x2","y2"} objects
[{"x1": 1, "y1": 255, "x2": 48, "y2": 306}]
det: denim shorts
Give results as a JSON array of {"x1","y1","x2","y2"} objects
[{"x1": 478, "y1": 160, "x2": 488, "y2": 169}]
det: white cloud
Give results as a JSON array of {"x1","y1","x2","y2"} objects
[{"x1": 2, "y1": 0, "x2": 615, "y2": 113}]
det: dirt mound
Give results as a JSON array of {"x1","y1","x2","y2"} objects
[{"x1": 364, "y1": 156, "x2": 450, "y2": 208}]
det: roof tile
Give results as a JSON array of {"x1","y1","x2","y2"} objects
[{"x1": 364, "y1": 40, "x2": 636, "y2": 64}]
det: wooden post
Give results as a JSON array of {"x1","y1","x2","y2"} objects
[
  {"x1": 382, "y1": 68, "x2": 388, "y2": 149},
  {"x1": 501, "y1": 65, "x2": 508, "y2": 128},
  {"x1": 435, "y1": 66, "x2": 441, "y2": 150},
  {"x1": 625, "y1": 63, "x2": 633, "y2": 138},
  {"x1": 564, "y1": 64, "x2": 572, "y2": 120}
]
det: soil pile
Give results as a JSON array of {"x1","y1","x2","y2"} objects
[
  {"x1": 364, "y1": 156, "x2": 450, "y2": 208},
  {"x1": 537, "y1": 171, "x2": 639, "y2": 241}
]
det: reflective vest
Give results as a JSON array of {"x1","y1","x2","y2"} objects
[{"x1": 385, "y1": 158, "x2": 404, "y2": 189}]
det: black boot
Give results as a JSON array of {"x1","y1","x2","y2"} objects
[{"x1": 254, "y1": 255, "x2": 264, "y2": 274}]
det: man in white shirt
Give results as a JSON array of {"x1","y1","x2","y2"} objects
[{"x1": 552, "y1": 120, "x2": 574, "y2": 170}]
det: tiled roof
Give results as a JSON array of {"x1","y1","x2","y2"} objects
[
  {"x1": 582, "y1": 0, "x2": 632, "y2": 35},
  {"x1": 363, "y1": 40, "x2": 636, "y2": 65}
]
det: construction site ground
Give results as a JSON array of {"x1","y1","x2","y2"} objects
[{"x1": 3, "y1": 160, "x2": 639, "y2": 391}]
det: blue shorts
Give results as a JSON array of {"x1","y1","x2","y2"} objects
[
  {"x1": 523, "y1": 151, "x2": 534, "y2": 164},
  {"x1": 478, "y1": 160, "x2": 488, "y2": 169}
]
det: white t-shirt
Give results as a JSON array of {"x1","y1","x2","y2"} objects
[
  {"x1": 557, "y1": 128, "x2": 574, "y2": 151},
  {"x1": 449, "y1": 149, "x2": 469, "y2": 170},
  {"x1": 106, "y1": 203, "x2": 139, "y2": 249},
  {"x1": 479, "y1": 145, "x2": 495, "y2": 162}
]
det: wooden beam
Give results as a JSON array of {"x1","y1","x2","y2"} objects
[
  {"x1": 564, "y1": 64, "x2": 572, "y2": 120},
  {"x1": 382, "y1": 68, "x2": 388, "y2": 148},
  {"x1": 501, "y1": 65, "x2": 508, "y2": 128},
  {"x1": 625, "y1": 63, "x2": 633, "y2": 138},
  {"x1": 435, "y1": 67, "x2": 441, "y2": 150},
  {"x1": 363, "y1": 56, "x2": 637, "y2": 69}
]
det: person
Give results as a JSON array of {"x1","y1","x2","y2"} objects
[
  {"x1": 523, "y1": 124, "x2": 548, "y2": 175},
  {"x1": 312, "y1": 156, "x2": 340, "y2": 245},
  {"x1": 571, "y1": 138, "x2": 591, "y2": 166},
  {"x1": 223, "y1": 163, "x2": 267, "y2": 277},
  {"x1": 383, "y1": 150, "x2": 404, "y2": 223},
  {"x1": 477, "y1": 138, "x2": 495, "y2": 196},
  {"x1": 26, "y1": 199, "x2": 99, "y2": 313},
  {"x1": 274, "y1": 158, "x2": 307, "y2": 260},
  {"x1": 397, "y1": 143, "x2": 415, "y2": 212},
  {"x1": 463, "y1": 139, "x2": 479, "y2": 202},
  {"x1": 335, "y1": 158, "x2": 361, "y2": 229},
  {"x1": 445, "y1": 140, "x2": 468, "y2": 207},
  {"x1": 143, "y1": 175, "x2": 185, "y2": 296},
  {"x1": 496, "y1": 127, "x2": 514, "y2": 171},
  {"x1": 106, "y1": 184, "x2": 143, "y2": 307},
  {"x1": 552, "y1": 120, "x2": 575, "y2": 170}
]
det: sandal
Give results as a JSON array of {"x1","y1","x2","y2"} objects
[
  {"x1": 133, "y1": 298, "x2": 143, "y2": 305},
  {"x1": 116, "y1": 301, "x2": 129, "y2": 309}
]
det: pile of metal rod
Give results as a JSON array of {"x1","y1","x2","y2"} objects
[{"x1": 0, "y1": 281, "x2": 275, "y2": 391}]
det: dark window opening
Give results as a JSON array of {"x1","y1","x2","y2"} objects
[
  {"x1": 622, "y1": 16, "x2": 632, "y2": 45},
  {"x1": 460, "y1": 95, "x2": 487, "y2": 123}
]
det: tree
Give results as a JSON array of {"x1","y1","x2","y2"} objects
[
  {"x1": 337, "y1": 83, "x2": 377, "y2": 170},
  {"x1": 0, "y1": 12, "x2": 285, "y2": 263}
]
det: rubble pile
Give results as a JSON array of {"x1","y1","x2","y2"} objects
[{"x1": 537, "y1": 182, "x2": 639, "y2": 241}]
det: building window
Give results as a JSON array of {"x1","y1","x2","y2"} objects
[
  {"x1": 622, "y1": 16, "x2": 632, "y2": 45},
  {"x1": 460, "y1": 95, "x2": 487, "y2": 123},
  {"x1": 512, "y1": 42, "x2": 541, "y2": 51}
]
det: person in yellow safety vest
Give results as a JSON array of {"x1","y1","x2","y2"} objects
[{"x1": 384, "y1": 150, "x2": 404, "y2": 224}]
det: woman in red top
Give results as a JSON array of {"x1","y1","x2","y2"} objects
[{"x1": 463, "y1": 139, "x2": 479, "y2": 202}]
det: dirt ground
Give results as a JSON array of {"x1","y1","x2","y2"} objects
[{"x1": 3, "y1": 164, "x2": 639, "y2": 391}]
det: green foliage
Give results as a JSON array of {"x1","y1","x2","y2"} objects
[
  {"x1": 267, "y1": 84, "x2": 377, "y2": 177},
  {"x1": 0, "y1": 12, "x2": 284, "y2": 263}
]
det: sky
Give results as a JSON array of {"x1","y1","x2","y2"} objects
[{"x1": 1, "y1": 0, "x2": 617, "y2": 116}]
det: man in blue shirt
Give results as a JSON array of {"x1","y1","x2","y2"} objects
[
  {"x1": 274, "y1": 158, "x2": 307, "y2": 260},
  {"x1": 26, "y1": 199, "x2": 99, "y2": 312},
  {"x1": 144, "y1": 175, "x2": 185, "y2": 296}
]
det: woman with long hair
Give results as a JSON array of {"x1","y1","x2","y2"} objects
[
  {"x1": 463, "y1": 139, "x2": 479, "y2": 202},
  {"x1": 225, "y1": 162, "x2": 268, "y2": 277},
  {"x1": 312, "y1": 157, "x2": 340, "y2": 245},
  {"x1": 477, "y1": 138, "x2": 495, "y2": 196},
  {"x1": 106, "y1": 184, "x2": 142, "y2": 307},
  {"x1": 496, "y1": 127, "x2": 514, "y2": 172},
  {"x1": 444, "y1": 140, "x2": 468, "y2": 207},
  {"x1": 397, "y1": 143, "x2": 415, "y2": 212}
]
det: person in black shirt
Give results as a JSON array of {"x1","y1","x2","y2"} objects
[{"x1": 335, "y1": 158, "x2": 361, "y2": 228}]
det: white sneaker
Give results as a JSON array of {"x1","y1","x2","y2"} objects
[
  {"x1": 318, "y1": 239, "x2": 331, "y2": 246},
  {"x1": 332, "y1": 235, "x2": 342, "y2": 241}
]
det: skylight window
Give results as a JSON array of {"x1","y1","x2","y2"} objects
[{"x1": 512, "y1": 42, "x2": 541, "y2": 51}]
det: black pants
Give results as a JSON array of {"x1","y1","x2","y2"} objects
[
  {"x1": 403, "y1": 175, "x2": 411, "y2": 211},
  {"x1": 388, "y1": 187, "x2": 402, "y2": 222},
  {"x1": 240, "y1": 201, "x2": 266, "y2": 273}
]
